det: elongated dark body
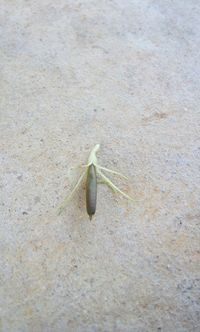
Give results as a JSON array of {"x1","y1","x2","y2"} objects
[{"x1": 86, "y1": 164, "x2": 97, "y2": 219}]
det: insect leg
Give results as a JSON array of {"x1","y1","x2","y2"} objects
[
  {"x1": 97, "y1": 169, "x2": 134, "y2": 201},
  {"x1": 58, "y1": 170, "x2": 87, "y2": 215},
  {"x1": 97, "y1": 165, "x2": 128, "y2": 179}
]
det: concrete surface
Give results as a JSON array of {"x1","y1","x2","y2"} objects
[{"x1": 1, "y1": 0, "x2": 200, "y2": 331}]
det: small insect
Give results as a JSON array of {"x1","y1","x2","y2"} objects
[{"x1": 58, "y1": 144, "x2": 134, "y2": 219}]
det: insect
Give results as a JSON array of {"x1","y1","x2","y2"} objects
[{"x1": 58, "y1": 144, "x2": 134, "y2": 219}]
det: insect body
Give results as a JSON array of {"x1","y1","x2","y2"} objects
[
  {"x1": 58, "y1": 144, "x2": 134, "y2": 219},
  {"x1": 86, "y1": 164, "x2": 97, "y2": 220}
]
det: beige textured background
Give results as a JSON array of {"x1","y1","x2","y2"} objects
[{"x1": 1, "y1": 0, "x2": 200, "y2": 331}]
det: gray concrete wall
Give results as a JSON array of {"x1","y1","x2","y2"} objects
[{"x1": 1, "y1": 0, "x2": 200, "y2": 331}]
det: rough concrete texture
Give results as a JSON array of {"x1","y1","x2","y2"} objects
[{"x1": 0, "y1": 0, "x2": 200, "y2": 331}]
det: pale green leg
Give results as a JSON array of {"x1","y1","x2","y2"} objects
[
  {"x1": 57, "y1": 170, "x2": 86, "y2": 215},
  {"x1": 97, "y1": 165, "x2": 128, "y2": 179},
  {"x1": 97, "y1": 169, "x2": 134, "y2": 202},
  {"x1": 97, "y1": 179, "x2": 117, "y2": 193}
]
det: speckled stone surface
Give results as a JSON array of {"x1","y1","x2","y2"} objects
[{"x1": 1, "y1": 1, "x2": 200, "y2": 331}]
